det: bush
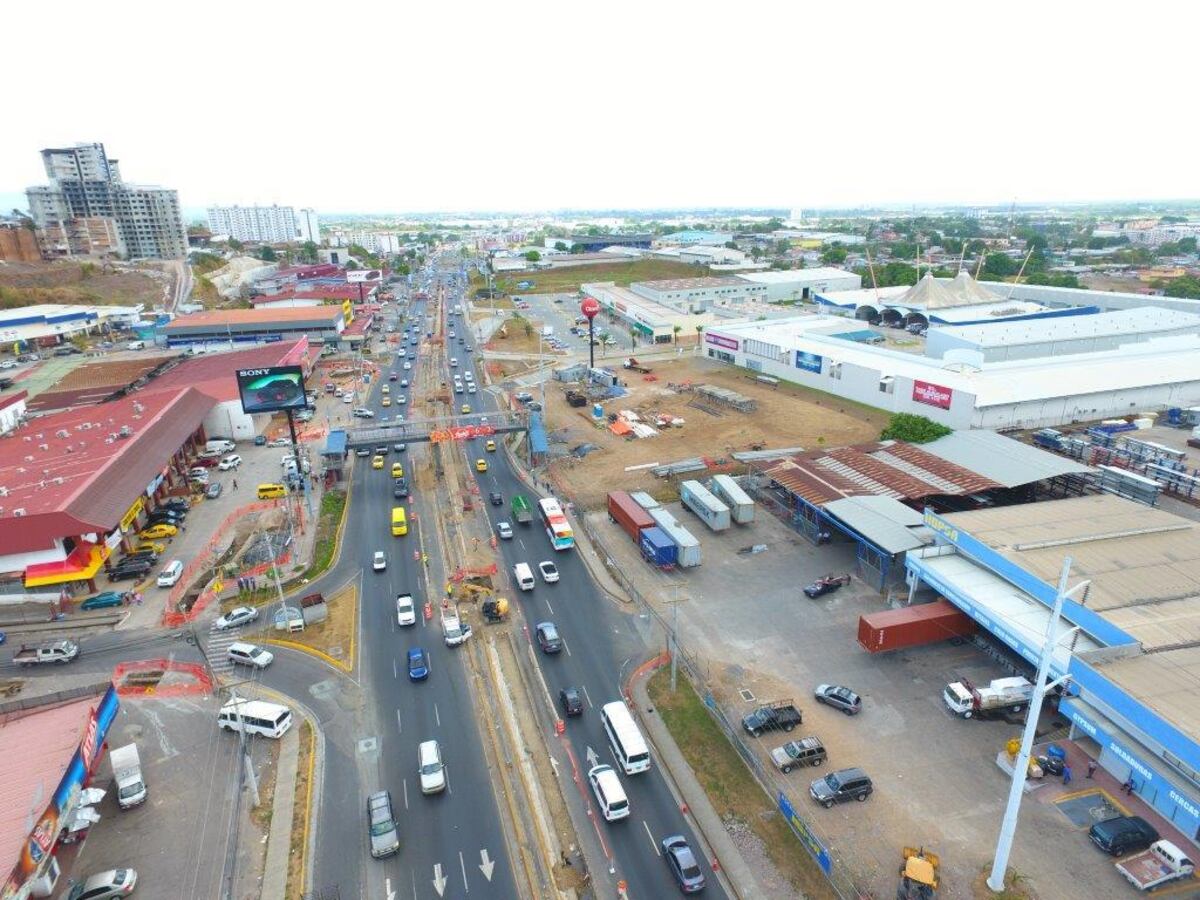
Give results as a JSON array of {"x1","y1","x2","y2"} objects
[{"x1": 880, "y1": 413, "x2": 951, "y2": 444}]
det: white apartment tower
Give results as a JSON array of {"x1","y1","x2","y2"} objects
[{"x1": 206, "y1": 205, "x2": 321, "y2": 244}]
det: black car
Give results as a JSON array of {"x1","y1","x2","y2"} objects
[
  {"x1": 118, "y1": 550, "x2": 159, "y2": 565},
  {"x1": 662, "y1": 834, "x2": 706, "y2": 893},
  {"x1": 161, "y1": 499, "x2": 190, "y2": 512},
  {"x1": 393, "y1": 478, "x2": 409, "y2": 499},
  {"x1": 536, "y1": 622, "x2": 562, "y2": 654},
  {"x1": 810, "y1": 767, "x2": 873, "y2": 808},
  {"x1": 145, "y1": 513, "x2": 183, "y2": 527},
  {"x1": 253, "y1": 377, "x2": 304, "y2": 407},
  {"x1": 559, "y1": 687, "x2": 583, "y2": 717},
  {"x1": 108, "y1": 562, "x2": 152, "y2": 582},
  {"x1": 489, "y1": 492, "x2": 503, "y2": 507},
  {"x1": 814, "y1": 684, "x2": 862, "y2": 715},
  {"x1": 1088, "y1": 815, "x2": 1159, "y2": 856}
]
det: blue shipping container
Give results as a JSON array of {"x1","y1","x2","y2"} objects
[{"x1": 639, "y1": 527, "x2": 678, "y2": 568}]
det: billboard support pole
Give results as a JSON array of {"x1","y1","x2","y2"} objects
[{"x1": 589, "y1": 317, "x2": 595, "y2": 370}]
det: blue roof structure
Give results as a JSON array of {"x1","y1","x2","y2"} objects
[
  {"x1": 323, "y1": 429, "x2": 347, "y2": 456},
  {"x1": 529, "y1": 412, "x2": 549, "y2": 454}
]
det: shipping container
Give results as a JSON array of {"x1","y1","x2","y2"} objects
[
  {"x1": 857, "y1": 599, "x2": 977, "y2": 653},
  {"x1": 607, "y1": 491, "x2": 655, "y2": 542},
  {"x1": 648, "y1": 508, "x2": 702, "y2": 567},
  {"x1": 629, "y1": 491, "x2": 660, "y2": 511},
  {"x1": 710, "y1": 474, "x2": 755, "y2": 524},
  {"x1": 680, "y1": 480, "x2": 732, "y2": 532},
  {"x1": 639, "y1": 527, "x2": 678, "y2": 569}
]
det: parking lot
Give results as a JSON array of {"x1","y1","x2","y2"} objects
[
  {"x1": 587, "y1": 499, "x2": 1152, "y2": 899},
  {"x1": 62, "y1": 693, "x2": 269, "y2": 899}
]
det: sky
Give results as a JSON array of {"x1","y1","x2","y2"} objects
[{"x1": 3, "y1": 0, "x2": 1196, "y2": 216}]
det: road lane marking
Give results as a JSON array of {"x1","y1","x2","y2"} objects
[
  {"x1": 644, "y1": 820, "x2": 660, "y2": 855},
  {"x1": 396, "y1": 709, "x2": 402, "y2": 733},
  {"x1": 393, "y1": 658, "x2": 398, "y2": 679},
  {"x1": 459, "y1": 850, "x2": 469, "y2": 892},
  {"x1": 562, "y1": 637, "x2": 572, "y2": 657},
  {"x1": 545, "y1": 598, "x2": 555, "y2": 615},
  {"x1": 581, "y1": 684, "x2": 594, "y2": 708},
  {"x1": 435, "y1": 703, "x2": 441, "y2": 727},
  {"x1": 403, "y1": 779, "x2": 409, "y2": 809}
]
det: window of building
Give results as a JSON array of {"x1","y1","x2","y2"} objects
[
  {"x1": 879, "y1": 377, "x2": 894, "y2": 394},
  {"x1": 829, "y1": 362, "x2": 842, "y2": 380}
]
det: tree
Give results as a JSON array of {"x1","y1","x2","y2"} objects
[
  {"x1": 1163, "y1": 275, "x2": 1200, "y2": 299},
  {"x1": 880, "y1": 413, "x2": 952, "y2": 444},
  {"x1": 524, "y1": 250, "x2": 541, "y2": 263},
  {"x1": 298, "y1": 241, "x2": 319, "y2": 263},
  {"x1": 258, "y1": 246, "x2": 278, "y2": 262},
  {"x1": 1026, "y1": 272, "x2": 1080, "y2": 288},
  {"x1": 228, "y1": 238, "x2": 244, "y2": 251},
  {"x1": 774, "y1": 239, "x2": 791, "y2": 256},
  {"x1": 570, "y1": 243, "x2": 586, "y2": 254},
  {"x1": 672, "y1": 324, "x2": 682, "y2": 344},
  {"x1": 981, "y1": 253, "x2": 1018, "y2": 279},
  {"x1": 554, "y1": 241, "x2": 569, "y2": 252},
  {"x1": 750, "y1": 246, "x2": 763, "y2": 260},
  {"x1": 346, "y1": 259, "x2": 361, "y2": 270},
  {"x1": 820, "y1": 246, "x2": 848, "y2": 265}
]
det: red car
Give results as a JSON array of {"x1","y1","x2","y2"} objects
[{"x1": 192, "y1": 457, "x2": 220, "y2": 468}]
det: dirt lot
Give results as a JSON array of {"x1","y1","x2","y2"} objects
[
  {"x1": 472, "y1": 259, "x2": 712, "y2": 297},
  {"x1": 0, "y1": 259, "x2": 168, "y2": 308},
  {"x1": 546, "y1": 355, "x2": 889, "y2": 509}
]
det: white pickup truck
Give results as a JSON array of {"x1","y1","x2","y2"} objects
[
  {"x1": 1116, "y1": 840, "x2": 1194, "y2": 891},
  {"x1": 14, "y1": 640, "x2": 80, "y2": 667},
  {"x1": 441, "y1": 606, "x2": 472, "y2": 647}
]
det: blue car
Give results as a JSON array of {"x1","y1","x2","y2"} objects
[
  {"x1": 407, "y1": 647, "x2": 430, "y2": 681},
  {"x1": 80, "y1": 591, "x2": 125, "y2": 610}
]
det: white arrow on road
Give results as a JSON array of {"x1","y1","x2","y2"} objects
[
  {"x1": 479, "y1": 848, "x2": 495, "y2": 881},
  {"x1": 385, "y1": 877, "x2": 396, "y2": 900},
  {"x1": 586, "y1": 745, "x2": 600, "y2": 768},
  {"x1": 433, "y1": 864, "x2": 447, "y2": 897}
]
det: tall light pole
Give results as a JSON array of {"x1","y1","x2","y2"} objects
[{"x1": 987, "y1": 557, "x2": 1086, "y2": 893}]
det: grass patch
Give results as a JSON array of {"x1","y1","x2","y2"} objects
[
  {"x1": 300, "y1": 490, "x2": 347, "y2": 582},
  {"x1": 470, "y1": 259, "x2": 712, "y2": 297},
  {"x1": 286, "y1": 719, "x2": 315, "y2": 899},
  {"x1": 648, "y1": 668, "x2": 838, "y2": 900}
]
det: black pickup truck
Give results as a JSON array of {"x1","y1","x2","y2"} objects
[{"x1": 741, "y1": 700, "x2": 803, "y2": 737}]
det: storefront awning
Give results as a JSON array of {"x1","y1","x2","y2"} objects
[{"x1": 24, "y1": 542, "x2": 108, "y2": 587}]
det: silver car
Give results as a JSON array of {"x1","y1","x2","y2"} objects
[
  {"x1": 367, "y1": 791, "x2": 400, "y2": 858},
  {"x1": 67, "y1": 869, "x2": 138, "y2": 900}
]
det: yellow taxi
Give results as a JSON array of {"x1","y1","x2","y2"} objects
[
  {"x1": 485, "y1": 440, "x2": 497, "y2": 452},
  {"x1": 372, "y1": 455, "x2": 384, "y2": 469},
  {"x1": 382, "y1": 397, "x2": 391, "y2": 407},
  {"x1": 460, "y1": 404, "x2": 471, "y2": 414},
  {"x1": 139, "y1": 524, "x2": 178, "y2": 540},
  {"x1": 475, "y1": 458, "x2": 488, "y2": 472},
  {"x1": 391, "y1": 462, "x2": 404, "y2": 478},
  {"x1": 134, "y1": 540, "x2": 166, "y2": 555}
]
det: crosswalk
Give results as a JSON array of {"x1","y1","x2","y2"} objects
[{"x1": 205, "y1": 623, "x2": 250, "y2": 680}]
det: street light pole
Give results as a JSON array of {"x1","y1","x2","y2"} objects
[{"x1": 987, "y1": 557, "x2": 1086, "y2": 893}]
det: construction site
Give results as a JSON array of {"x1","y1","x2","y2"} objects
[{"x1": 537, "y1": 354, "x2": 890, "y2": 509}]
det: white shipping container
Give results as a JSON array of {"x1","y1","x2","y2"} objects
[
  {"x1": 710, "y1": 474, "x2": 755, "y2": 524},
  {"x1": 680, "y1": 480, "x2": 731, "y2": 532},
  {"x1": 648, "y1": 508, "x2": 702, "y2": 567},
  {"x1": 629, "y1": 491, "x2": 660, "y2": 511}
]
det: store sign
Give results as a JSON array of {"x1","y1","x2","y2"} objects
[
  {"x1": 705, "y1": 333, "x2": 739, "y2": 351},
  {"x1": 795, "y1": 351, "x2": 823, "y2": 373},
  {"x1": 346, "y1": 269, "x2": 382, "y2": 284},
  {"x1": 119, "y1": 498, "x2": 144, "y2": 531},
  {"x1": 912, "y1": 379, "x2": 953, "y2": 410}
]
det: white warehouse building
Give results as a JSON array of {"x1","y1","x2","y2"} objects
[
  {"x1": 735, "y1": 267, "x2": 862, "y2": 303},
  {"x1": 701, "y1": 315, "x2": 1200, "y2": 430}
]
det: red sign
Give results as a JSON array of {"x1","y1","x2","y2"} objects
[
  {"x1": 912, "y1": 380, "x2": 953, "y2": 410},
  {"x1": 580, "y1": 297, "x2": 600, "y2": 319}
]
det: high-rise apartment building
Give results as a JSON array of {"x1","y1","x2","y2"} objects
[
  {"x1": 25, "y1": 142, "x2": 187, "y2": 259},
  {"x1": 206, "y1": 205, "x2": 321, "y2": 244}
]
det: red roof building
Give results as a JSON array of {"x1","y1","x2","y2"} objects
[{"x1": 140, "y1": 338, "x2": 311, "y2": 404}]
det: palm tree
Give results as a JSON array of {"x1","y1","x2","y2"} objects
[{"x1": 672, "y1": 325, "x2": 682, "y2": 344}]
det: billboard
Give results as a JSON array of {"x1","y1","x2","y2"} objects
[
  {"x1": 912, "y1": 379, "x2": 953, "y2": 410},
  {"x1": 795, "y1": 351, "x2": 823, "y2": 373},
  {"x1": 236, "y1": 365, "x2": 308, "y2": 414},
  {"x1": 346, "y1": 269, "x2": 382, "y2": 284},
  {"x1": 705, "y1": 333, "x2": 739, "y2": 351}
]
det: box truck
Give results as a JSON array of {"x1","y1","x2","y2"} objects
[
  {"x1": 111, "y1": 743, "x2": 147, "y2": 809},
  {"x1": 942, "y1": 676, "x2": 1034, "y2": 719},
  {"x1": 680, "y1": 480, "x2": 731, "y2": 532},
  {"x1": 710, "y1": 474, "x2": 754, "y2": 524}
]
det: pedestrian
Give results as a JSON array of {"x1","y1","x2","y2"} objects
[
  {"x1": 134, "y1": 592, "x2": 142, "y2": 606},
  {"x1": 232, "y1": 478, "x2": 238, "y2": 491},
  {"x1": 1086, "y1": 759, "x2": 1097, "y2": 779},
  {"x1": 1123, "y1": 776, "x2": 1135, "y2": 795},
  {"x1": 1061, "y1": 764, "x2": 1072, "y2": 786}
]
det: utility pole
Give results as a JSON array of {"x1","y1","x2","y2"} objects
[
  {"x1": 987, "y1": 557, "x2": 1085, "y2": 893},
  {"x1": 663, "y1": 588, "x2": 688, "y2": 693}
]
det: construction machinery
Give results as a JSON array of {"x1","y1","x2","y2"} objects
[
  {"x1": 897, "y1": 847, "x2": 939, "y2": 899},
  {"x1": 482, "y1": 597, "x2": 510, "y2": 623},
  {"x1": 623, "y1": 357, "x2": 652, "y2": 374}
]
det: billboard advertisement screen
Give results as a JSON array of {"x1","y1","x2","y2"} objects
[
  {"x1": 236, "y1": 365, "x2": 308, "y2": 414},
  {"x1": 912, "y1": 379, "x2": 953, "y2": 410},
  {"x1": 705, "y1": 333, "x2": 740, "y2": 351},
  {"x1": 346, "y1": 269, "x2": 382, "y2": 284},
  {"x1": 795, "y1": 351, "x2": 823, "y2": 373}
]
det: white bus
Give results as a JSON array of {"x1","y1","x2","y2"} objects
[
  {"x1": 600, "y1": 701, "x2": 651, "y2": 774},
  {"x1": 537, "y1": 497, "x2": 575, "y2": 551},
  {"x1": 218, "y1": 699, "x2": 293, "y2": 739}
]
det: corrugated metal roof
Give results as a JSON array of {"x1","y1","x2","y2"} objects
[
  {"x1": 921, "y1": 430, "x2": 1096, "y2": 487},
  {"x1": 823, "y1": 496, "x2": 933, "y2": 554}
]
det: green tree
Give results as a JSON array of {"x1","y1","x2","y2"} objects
[
  {"x1": 672, "y1": 324, "x2": 682, "y2": 344},
  {"x1": 524, "y1": 250, "x2": 541, "y2": 263},
  {"x1": 570, "y1": 243, "x2": 586, "y2": 254},
  {"x1": 890, "y1": 240, "x2": 918, "y2": 261},
  {"x1": 774, "y1": 239, "x2": 791, "y2": 256},
  {"x1": 227, "y1": 238, "x2": 244, "y2": 251},
  {"x1": 554, "y1": 241, "x2": 568, "y2": 252},
  {"x1": 750, "y1": 246, "x2": 763, "y2": 260},
  {"x1": 1162, "y1": 275, "x2": 1200, "y2": 299},
  {"x1": 880, "y1": 413, "x2": 952, "y2": 444},
  {"x1": 298, "y1": 241, "x2": 319, "y2": 263},
  {"x1": 981, "y1": 253, "x2": 1018, "y2": 279},
  {"x1": 820, "y1": 246, "x2": 848, "y2": 265},
  {"x1": 258, "y1": 246, "x2": 278, "y2": 262},
  {"x1": 1026, "y1": 272, "x2": 1080, "y2": 288}
]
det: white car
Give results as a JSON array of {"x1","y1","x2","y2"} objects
[
  {"x1": 397, "y1": 395, "x2": 407, "y2": 405},
  {"x1": 353, "y1": 408, "x2": 375, "y2": 418},
  {"x1": 403, "y1": 362, "x2": 411, "y2": 370},
  {"x1": 268, "y1": 437, "x2": 291, "y2": 447},
  {"x1": 373, "y1": 551, "x2": 386, "y2": 571},
  {"x1": 497, "y1": 521, "x2": 513, "y2": 540},
  {"x1": 0, "y1": 360, "x2": 17, "y2": 370},
  {"x1": 157, "y1": 559, "x2": 184, "y2": 587},
  {"x1": 342, "y1": 393, "x2": 354, "y2": 403},
  {"x1": 538, "y1": 561, "x2": 559, "y2": 583},
  {"x1": 215, "y1": 606, "x2": 259, "y2": 630},
  {"x1": 418, "y1": 739, "x2": 446, "y2": 794},
  {"x1": 218, "y1": 454, "x2": 242, "y2": 470},
  {"x1": 396, "y1": 593, "x2": 416, "y2": 626}
]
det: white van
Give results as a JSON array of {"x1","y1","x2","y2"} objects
[
  {"x1": 513, "y1": 562, "x2": 536, "y2": 591},
  {"x1": 587, "y1": 764, "x2": 630, "y2": 821},
  {"x1": 127, "y1": 340, "x2": 146, "y2": 351},
  {"x1": 600, "y1": 701, "x2": 651, "y2": 774},
  {"x1": 205, "y1": 439, "x2": 236, "y2": 455},
  {"x1": 218, "y1": 699, "x2": 292, "y2": 738}
]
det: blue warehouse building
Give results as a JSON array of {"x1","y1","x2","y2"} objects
[{"x1": 907, "y1": 495, "x2": 1200, "y2": 844}]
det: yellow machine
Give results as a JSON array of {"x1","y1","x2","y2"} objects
[
  {"x1": 898, "y1": 847, "x2": 939, "y2": 899},
  {"x1": 482, "y1": 597, "x2": 510, "y2": 623}
]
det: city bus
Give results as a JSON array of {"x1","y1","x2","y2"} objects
[
  {"x1": 537, "y1": 497, "x2": 574, "y2": 551},
  {"x1": 391, "y1": 507, "x2": 408, "y2": 536},
  {"x1": 600, "y1": 701, "x2": 651, "y2": 774}
]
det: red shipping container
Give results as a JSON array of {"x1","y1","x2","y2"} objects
[
  {"x1": 607, "y1": 491, "x2": 655, "y2": 542},
  {"x1": 857, "y1": 599, "x2": 976, "y2": 653}
]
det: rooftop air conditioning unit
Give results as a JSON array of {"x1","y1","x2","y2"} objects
[
  {"x1": 56, "y1": 429, "x2": 69, "y2": 439},
  {"x1": 0, "y1": 487, "x2": 7, "y2": 496},
  {"x1": 38, "y1": 444, "x2": 49, "y2": 451},
  {"x1": 52, "y1": 477, "x2": 64, "y2": 485},
  {"x1": 118, "y1": 426, "x2": 132, "y2": 438},
  {"x1": 12, "y1": 509, "x2": 25, "y2": 517}
]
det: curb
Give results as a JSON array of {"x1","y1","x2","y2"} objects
[{"x1": 258, "y1": 578, "x2": 359, "y2": 673}]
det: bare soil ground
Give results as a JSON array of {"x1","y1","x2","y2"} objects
[
  {"x1": 0, "y1": 259, "x2": 167, "y2": 308},
  {"x1": 471, "y1": 259, "x2": 711, "y2": 297},
  {"x1": 546, "y1": 356, "x2": 888, "y2": 509}
]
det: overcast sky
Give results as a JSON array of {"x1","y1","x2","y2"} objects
[{"x1": 3, "y1": 1, "x2": 1195, "y2": 216}]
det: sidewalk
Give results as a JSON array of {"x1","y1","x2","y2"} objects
[
  {"x1": 631, "y1": 660, "x2": 764, "y2": 900},
  {"x1": 261, "y1": 720, "x2": 301, "y2": 898}
]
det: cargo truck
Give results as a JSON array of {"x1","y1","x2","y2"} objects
[
  {"x1": 511, "y1": 494, "x2": 533, "y2": 525},
  {"x1": 680, "y1": 480, "x2": 731, "y2": 532},
  {"x1": 607, "y1": 491, "x2": 655, "y2": 542},
  {"x1": 857, "y1": 600, "x2": 977, "y2": 653},
  {"x1": 111, "y1": 743, "x2": 147, "y2": 809},
  {"x1": 942, "y1": 676, "x2": 1033, "y2": 719},
  {"x1": 1115, "y1": 840, "x2": 1194, "y2": 891},
  {"x1": 648, "y1": 508, "x2": 702, "y2": 567},
  {"x1": 710, "y1": 474, "x2": 754, "y2": 524}
]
